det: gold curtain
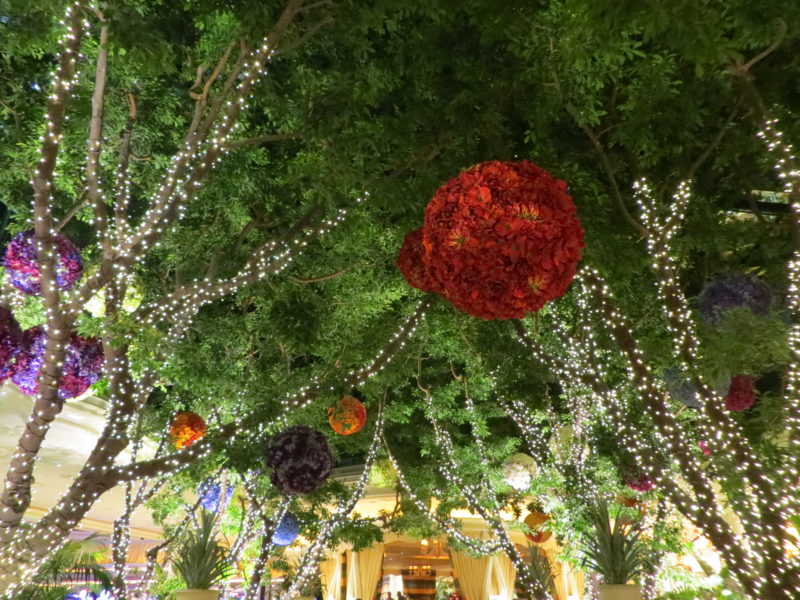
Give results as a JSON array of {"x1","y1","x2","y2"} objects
[
  {"x1": 346, "y1": 543, "x2": 384, "y2": 600},
  {"x1": 450, "y1": 550, "x2": 492, "y2": 600},
  {"x1": 320, "y1": 551, "x2": 342, "y2": 600},
  {"x1": 488, "y1": 554, "x2": 516, "y2": 600}
]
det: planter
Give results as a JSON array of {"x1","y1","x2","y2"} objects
[
  {"x1": 175, "y1": 590, "x2": 220, "y2": 600},
  {"x1": 598, "y1": 584, "x2": 643, "y2": 600}
]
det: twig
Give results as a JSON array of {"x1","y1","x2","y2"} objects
[
  {"x1": 274, "y1": 15, "x2": 334, "y2": 56},
  {"x1": 289, "y1": 267, "x2": 349, "y2": 284},
  {"x1": 222, "y1": 132, "x2": 301, "y2": 149}
]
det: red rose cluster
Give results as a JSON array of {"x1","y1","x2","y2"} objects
[
  {"x1": 397, "y1": 160, "x2": 584, "y2": 319},
  {"x1": 725, "y1": 375, "x2": 756, "y2": 411}
]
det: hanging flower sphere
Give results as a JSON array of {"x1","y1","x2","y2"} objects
[
  {"x1": 266, "y1": 426, "x2": 333, "y2": 495},
  {"x1": 626, "y1": 474, "x2": 654, "y2": 493},
  {"x1": 501, "y1": 452, "x2": 538, "y2": 490},
  {"x1": 272, "y1": 512, "x2": 300, "y2": 546},
  {"x1": 11, "y1": 326, "x2": 103, "y2": 400},
  {"x1": 663, "y1": 367, "x2": 702, "y2": 409},
  {"x1": 3, "y1": 230, "x2": 83, "y2": 296},
  {"x1": 698, "y1": 273, "x2": 772, "y2": 324},
  {"x1": 396, "y1": 228, "x2": 441, "y2": 293},
  {"x1": 170, "y1": 411, "x2": 207, "y2": 449},
  {"x1": 725, "y1": 375, "x2": 756, "y2": 411},
  {"x1": 328, "y1": 395, "x2": 367, "y2": 435},
  {"x1": 369, "y1": 458, "x2": 399, "y2": 488},
  {"x1": 197, "y1": 480, "x2": 234, "y2": 514},
  {"x1": 524, "y1": 511, "x2": 552, "y2": 544},
  {"x1": 0, "y1": 307, "x2": 22, "y2": 382},
  {"x1": 420, "y1": 160, "x2": 584, "y2": 319},
  {"x1": 698, "y1": 440, "x2": 711, "y2": 456}
]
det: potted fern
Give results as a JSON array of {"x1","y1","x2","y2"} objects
[
  {"x1": 171, "y1": 510, "x2": 231, "y2": 600},
  {"x1": 582, "y1": 501, "x2": 649, "y2": 600}
]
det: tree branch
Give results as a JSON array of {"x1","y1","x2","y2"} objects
[
  {"x1": 222, "y1": 132, "x2": 301, "y2": 149},
  {"x1": 113, "y1": 92, "x2": 137, "y2": 237},
  {"x1": 289, "y1": 267, "x2": 349, "y2": 284},
  {"x1": 87, "y1": 15, "x2": 111, "y2": 255}
]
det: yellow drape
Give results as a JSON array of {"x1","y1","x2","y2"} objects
[
  {"x1": 320, "y1": 551, "x2": 342, "y2": 600},
  {"x1": 488, "y1": 554, "x2": 516, "y2": 600},
  {"x1": 346, "y1": 543, "x2": 384, "y2": 600},
  {"x1": 450, "y1": 550, "x2": 492, "y2": 600}
]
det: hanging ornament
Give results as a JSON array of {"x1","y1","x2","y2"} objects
[
  {"x1": 327, "y1": 395, "x2": 367, "y2": 435},
  {"x1": 418, "y1": 160, "x2": 584, "y2": 319},
  {"x1": 524, "y1": 511, "x2": 552, "y2": 544},
  {"x1": 169, "y1": 411, "x2": 207, "y2": 449},
  {"x1": 626, "y1": 474, "x2": 654, "y2": 493},
  {"x1": 197, "y1": 480, "x2": 234, "y2": 513},
  {"x1": 266, "y1": 426, "x2": 333, "y2": 495},
  {"x1": 0, "y1": 307, "x2": 22, "y2": 382},
  {"x1": 369, "y1": 457, "x2": 399, "y2": 488},
  {"x1": 272, "y1": 512, "x2": 300, "y2": 546},
  {"x1": 662, "y1": 367, "x2": 702, "y2": 409},
  {"x1": 396, "y1": 228, "x2": 441, "y2": 293},
  {"x1": 698, "y1": 273, "x2": 771, "y2": 324},
  {"x1": 3, "y1": 230, "x2": 83, "y2": 295},
  {"x1": 724, "y1": 375, "x2": 756, "y2": 411},
  {"x1": 11, "y1": 326, "x2": 103, "y2": 400},
  {"x1": 501, "y1": 452, "x2": 538, "y2": 490}
]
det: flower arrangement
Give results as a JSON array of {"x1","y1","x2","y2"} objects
[
  {"x1": 401, "y1": 160, "x2": 584, "y2": 319},
  {"x1": 501, "y1": 452, "x2": 538, "y2": 490},
  {"x1": 266, "y1": 426, "x2": 333, "y2": 495},
  {"x1": 0, "y1": 307, "x2": 21, "y2": 382},
  {"x1": 396, "y1": 228, "x2": 440, "y2": 293},
  {"x1": 698, "y1": 273, "x2": 772, "y2": 324},
  {"x1": 698, "y1": 440, "x2": 711, "y2": 456},
  {"x1": 11, "y1": 327, "x2": 103, "y2": 400},
  {"x1": 272, "y1": 512, "x2": 300, "y2": 546},
  {"x1": 169, "y1": 411, "x2": 207, "y2": 449},
  {"x1": 662, "y1": 367, "x2": 702, "y2": 409},
  {"x1": 724, "y1": 374, "x2": 756, "y2": 411},
  {"x1": 327, "y1": 395, "x2": 367, "y2": 435},
  {"x1": 626, "y1": 474, "x2": 654, "y2": 493},
  {"x1": 3, "y1": 230, "x2": 83, "y2": 295},
  {"x1": 197, "y1": 480, "x2": 234, "y2": 514},
  {"x1": 524, "y1": 511, "x2": 552, "y2": 544}
]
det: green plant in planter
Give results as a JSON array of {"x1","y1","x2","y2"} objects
[
  {"x1": 526, "y1": 544, "x2": 556, "y2": 600},
  {"x1": 172, "y1": 510, "x2": 231, "y2": 590},
  {"x1": 581, "y1": 501, "x2": 650, "y2": 585}
]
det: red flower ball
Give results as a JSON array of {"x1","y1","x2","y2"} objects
[
  {"x1": 328, "y1": 395, "x2": 367, "y2": 435},
  {"x1": 698, "y1": 440, "x2": 711, "y2": 456},
  {"x1": 169, "y1": 411, "x2": 207, "y2": 449},
  {"x1": 421, "y1": 160, "x2": 584, "y2": 319},
  {"x1": 626, "y1": 474, "x2": 654, "y2": 493},
  {"x1": 725, "y1": 375, "x2": 756, "y2": 411},
  {"x1": 396, "y1": 229, "x2": 440, "y2": 293}
]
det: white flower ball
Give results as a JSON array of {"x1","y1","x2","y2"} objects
[{"x1": 501, "y1": 452, "x2": 538, "y2": 490}]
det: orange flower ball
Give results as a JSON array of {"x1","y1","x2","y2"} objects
[
  {"x1": 524, "y1": 511, "x2": 552, "y2": 544},
  {"x1": 328, "y1": 395, "x2": 367, "y2": 435},
  {"x1": 169, "y1": 411, "x2": 207, "y2": 449}
]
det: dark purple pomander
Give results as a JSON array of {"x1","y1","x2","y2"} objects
[
  {"x1": 698, "y1": 273, "x2": 771, "y2": 324},
  {"x1": 663, "y1": 367, "x2": 702, "y2": 409},
  {"x1": 3, "y1": 230, "x2": 83, "y2": 295},
  {"x1": 0, "y1": 307, "x2": 22, "y2": 382},
  {"x1": 11, "y1": 326, "x2": 104, "y2": 400},
  {"x1": 266, "y1": 426, "x2": 333, "y2": 495}
]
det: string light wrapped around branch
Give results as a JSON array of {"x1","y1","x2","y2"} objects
[
  {"x1": 266, "y1": 426, "x2": 333, "y2": 495},
  {"x1": 327, "y1": 395, "x2": 367, "y2": 435},
  {"x1": 169, "y1": 411, "x2": 207, "y2": 449},
  {"x1": 401, "y1": 160, "x2": 584, "y2": 319},
  {"x1": 0, "y1": 307, "x2": 22, "y2": 382},
  {"x1": 11, "y1": 326, "x2": 103, "y2": 400},
  {"x1": 3, "y1": 230, "x2": 83, "y2": 295}
]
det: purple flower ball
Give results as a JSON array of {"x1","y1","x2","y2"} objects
[
  {"x1": 272, "y1": 512, "x2": 300, "y2": 546},
  {"x1": 11, "y1": 326, "x2": 103, "y2": 400},
  {"x1": 3, "y1": 230, "x2": 83, "y2": 295},
  {"x1": 0, "y1": 307, "x2": 22, "y2": 382},
  {"x1": 698, "y1": 273, "x2": 771, "y2": 324},
  {"x1": 197, "y1": 480, "x2": 234, "y2": 513},
  {"x1": 266, "y1": 426, "x2": 333, "y2": 495}
]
